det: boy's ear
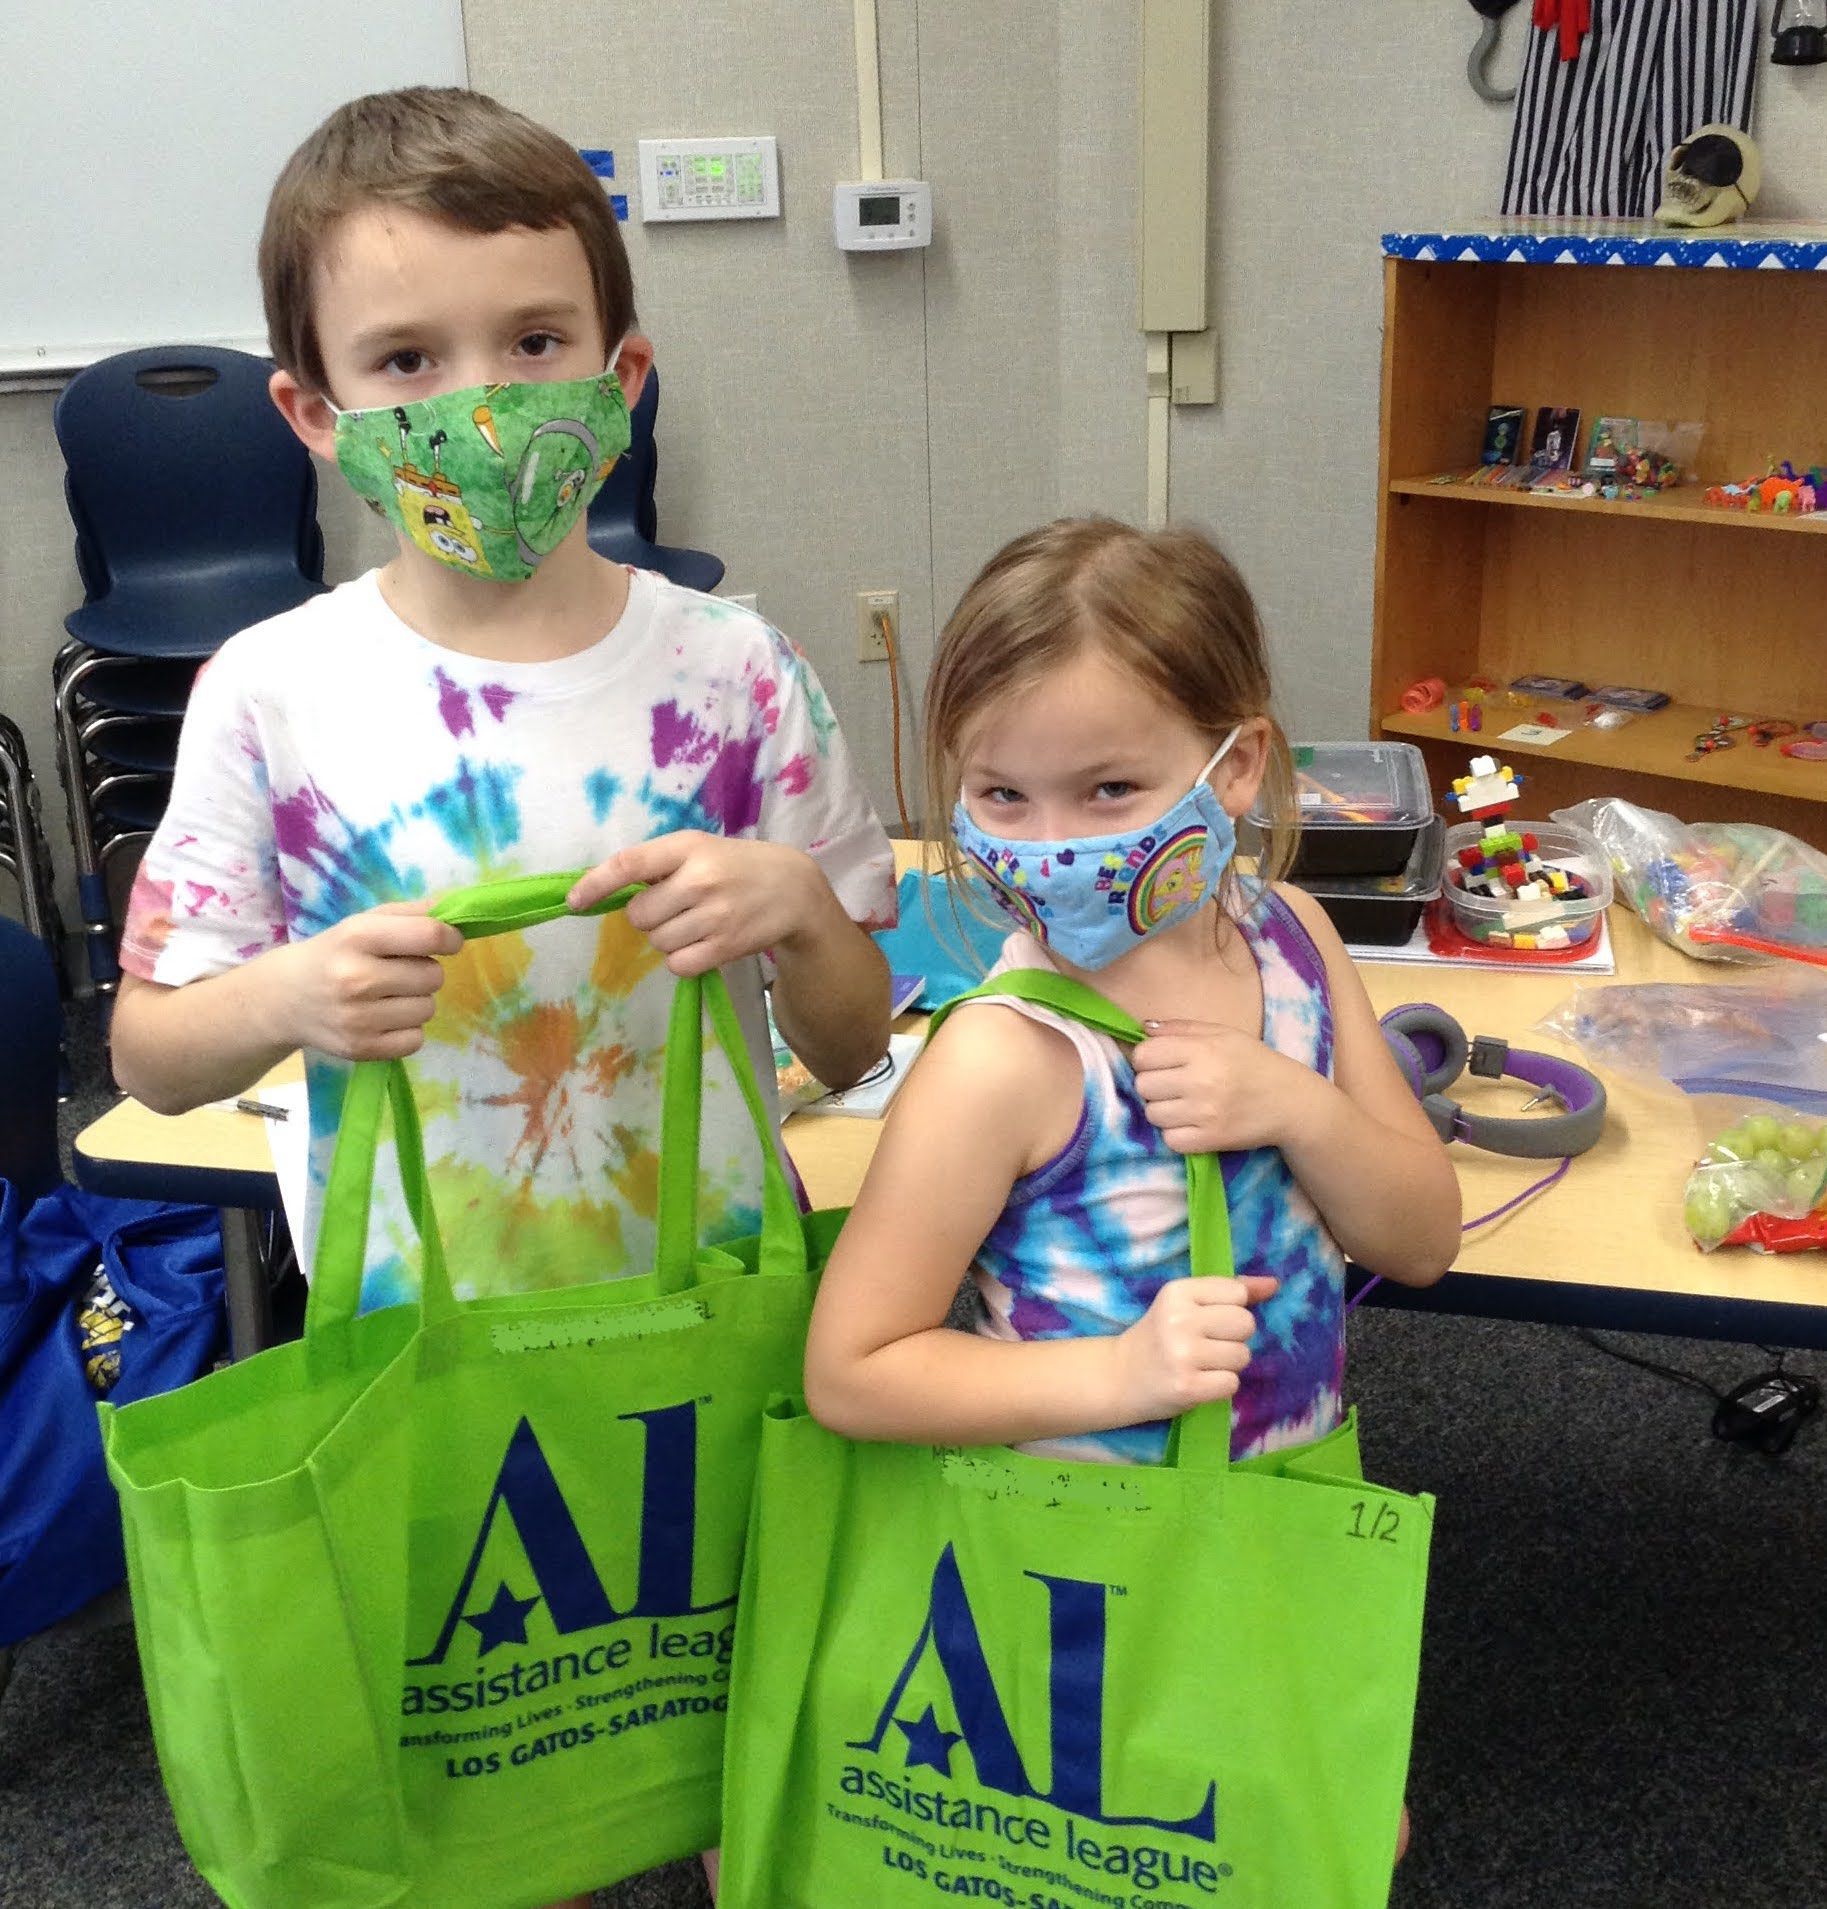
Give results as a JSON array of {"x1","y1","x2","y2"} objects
[
  {"x1": 612, "y1": 331, "x2": 655, "y2": 414},
  {"x1": 268, "y1": 369, "x2": 339, "y2": 462}
]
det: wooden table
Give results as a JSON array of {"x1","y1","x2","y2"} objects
[{"x1": 74, "y1": 845, "x2": 1827, "y2": 1357}]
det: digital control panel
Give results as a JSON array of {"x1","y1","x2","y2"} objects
[
  {"x1": 638, "y1": 137, "x2": 780, "y2": 223},
  {"x1": 833, "y1": 180, "x2": 933, "y2": 251}
]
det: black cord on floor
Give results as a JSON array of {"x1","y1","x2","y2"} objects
[
  {"x1": 1575, "y1": 1328, "x2": 1722, "y2": 1400},
  {"x1": 1574, "y1": 1329, "x2": 1822, "y2": 1456}
]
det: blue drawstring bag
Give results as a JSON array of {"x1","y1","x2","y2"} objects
[{"x1": 0, "y1": 1184, "x2": 224, "y2": 1644}]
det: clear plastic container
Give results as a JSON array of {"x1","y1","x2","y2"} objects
[
  {"x1": 1264, "y1": 741, "x2": 1436, "y2": 878},
  {"x1": 1443, "y1": 818, "x2": 1613, "y2": 950},
  {"x1": 1295, "y1": 816, "x2": 1444, "y2": 945}
]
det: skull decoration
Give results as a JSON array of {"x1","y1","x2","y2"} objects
[{"x1": 1654, "y1": 125, "x2": 1762, "y2": 229}]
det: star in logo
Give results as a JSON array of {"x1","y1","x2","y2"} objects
[
  {"x1": 895, "y1": 1704, "x2": 963, "y2": 1775},
  {"x1": 461, "y1": 1581, "x2": 540, "y2": 1656}
]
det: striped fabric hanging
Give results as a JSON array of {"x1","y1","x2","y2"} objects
[{"x1": 1502, "y1": 0, "x2": 1759, "y2": 218}]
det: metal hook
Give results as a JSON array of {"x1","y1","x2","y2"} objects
[{"x1": 1469, "y1": 15, "x2": 1519, "y2": 102}]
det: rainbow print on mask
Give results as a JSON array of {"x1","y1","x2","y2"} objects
[
  {"x1": 1121, "y1": 823, "x2": 1209, "y2": 934},
  {"x1": 949, "y1": 730, "x2": 1241, "y2": 972}
]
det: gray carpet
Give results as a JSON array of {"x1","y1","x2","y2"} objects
[{"x1": 4, "y1": 1008, "x2": 1822, "y2": 1905}]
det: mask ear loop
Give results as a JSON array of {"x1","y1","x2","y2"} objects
[{"x1": 1197, "y1": 723, "x2": 1244, "y2": 788}]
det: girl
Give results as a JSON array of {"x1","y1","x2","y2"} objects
[{"x1": 805, "y1": 516, "x2": 1460, "y2": 1468}]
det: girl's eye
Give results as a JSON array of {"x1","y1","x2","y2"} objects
[
  {"x1": 381, "y1": 348, "x2": 428, "y2": 377},
  {"x1": 1094, "y1": 780, "x2": 1137, "y2": 801},
  {"x1": 982, "y1": 786, "x2": 1024, "y2": 806},
  {"x1": 518, "y1": 331, "x2": 563, "y2": 358}
]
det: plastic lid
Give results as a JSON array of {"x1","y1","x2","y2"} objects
[
  {"x1": 1259, "y1": 740, "x2": 1435, "y2": 831},
  {"x1": 1295, "y1": 816, "x2": 1445, "y2": 902}
]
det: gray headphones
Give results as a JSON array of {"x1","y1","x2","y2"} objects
[{"x1": 1381, "y1": 1003, "x2": 1606, "y2": 1159}]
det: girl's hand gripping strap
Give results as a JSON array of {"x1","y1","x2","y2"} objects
[{"x1": 926, "y1": 970, "x2": 1238, "y2": 1471}]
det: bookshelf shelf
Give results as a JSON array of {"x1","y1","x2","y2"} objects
[{"x1": 1371, "y1": 227, "x2": 1827, "y2": 847}]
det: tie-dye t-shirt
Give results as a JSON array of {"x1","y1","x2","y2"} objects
[
  {"x1": 118, "y1": 566, "x2": 895, "y2": 1310},
  {"x1": 964, "y1": 893, "x2": 1346, "y2": 1465}
]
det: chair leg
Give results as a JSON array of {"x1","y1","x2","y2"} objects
[
  {"x1": 0, "y1": 723, "x2": 72, "y2": 1097},
  {"x1": 53, "y1": 654, "x2": 123, "y2": 997},
  {"x1": 0, "y1": 757, "x2": 45, "y2": 942}
]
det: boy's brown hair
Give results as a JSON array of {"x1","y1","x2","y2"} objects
[
  {"x1": 259, "y1": 87, "x2": 637, "y2": 395},
  {"x1": 924, "y1": 516, "x2": 1300, "y2": 918}
]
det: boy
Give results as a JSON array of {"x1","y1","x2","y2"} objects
[{"x1": 112, "y1": 86, "x2": 894, "y2": 1326}]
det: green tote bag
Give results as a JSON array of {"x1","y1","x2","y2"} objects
[
  {"x1": 100, "y1": 873, "x2": 825, "y2": 1909},
  {"x1": 720, "y1": 968, "x2": 1434, "y2": 1909}
]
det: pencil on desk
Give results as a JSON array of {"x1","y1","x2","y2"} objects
[
  {"x1": 1294, "y1": 772, "x2": 1377, "y2": 825},
  {"x1": 235, "y1": 1097, "x2": 290, "y2": 1121}
]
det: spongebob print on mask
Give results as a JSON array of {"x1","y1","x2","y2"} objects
[{"x1": 333, "y1": 369, "x2": 633, "y2": 582}]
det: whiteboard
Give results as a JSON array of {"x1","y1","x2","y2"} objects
[{"x1": 3, "y1": 1, "x2": 467, "y2": 375}]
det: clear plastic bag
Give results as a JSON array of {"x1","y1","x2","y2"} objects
[
  {"x1": 1580, "y1": 416, "x2": 1704, "y2": 490},
  {"x1": 1537, "y1": 971, "x2": 1827, "y2": 1112},
  {"x1": 1537, "y1": 976, "x2": 1827, "y2": 1251},
  {"x1": 1554, "y1": 797, "x2": 1827, "y2": 965},
  {"x1": 1683, "y1": 1104, "x2": 1827, "y2": 1253}
]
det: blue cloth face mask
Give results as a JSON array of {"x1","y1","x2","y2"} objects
[{"x1": 951, "y1": 728, "x2": 1243, "y2": 970}]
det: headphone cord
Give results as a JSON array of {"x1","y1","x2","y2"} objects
[
  {"x1": 1344, "y1": 1154, "x2": 1572, "y2": 1315},
  {"x1": 1344, "y1": 1174, "x2": 1821, "y2": 1453}
]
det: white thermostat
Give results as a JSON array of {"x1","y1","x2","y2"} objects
[
  {"x1": 638, "y1": 137, "x2": 780, "y2": 222},
  {"x1": 833, "y1": 180, "x2": 932, "y2": 251}
]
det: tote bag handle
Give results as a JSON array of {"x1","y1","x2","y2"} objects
[
  {"x1": 309, "y1": 872, "x2": 806, "y2": 1333},
  {"x1": 929, "y1": 967, "x2": 1238, "y2": 1475}
]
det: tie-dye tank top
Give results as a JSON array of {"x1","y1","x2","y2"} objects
[{"x1": 964, "y1": 890, "x2": 1346, "y2": 1465}]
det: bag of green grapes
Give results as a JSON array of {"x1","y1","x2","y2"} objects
[{"x1": 1683, "y1": 1102, "x2": 1827, "y2": 1253}]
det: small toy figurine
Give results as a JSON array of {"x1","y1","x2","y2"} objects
[
  {"x1": 1705, "y1": 462, "x2": 1823, "y2": 513},
  {"x1": 1450, "y1": 755, "x2": 1523, "y2": 822},
  {"x1": 1654, "y1": 124, "x2": 1761, "y2": 229},
  {"x1": 1445, "y1": 755, "x2": 1597, "y2": 948}
]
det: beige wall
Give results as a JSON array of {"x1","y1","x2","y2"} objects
[{"x1": 5, "y1": 4, "x2": 1824, "y2": 952}]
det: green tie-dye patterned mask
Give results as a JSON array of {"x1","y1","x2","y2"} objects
[{"x1": 330, "y1": 362, "x2": 633, "y2": 582}]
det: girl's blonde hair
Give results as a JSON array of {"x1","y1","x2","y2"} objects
[{"x1": 923, "y1": 517, "x2": 1299, "y2": 924}]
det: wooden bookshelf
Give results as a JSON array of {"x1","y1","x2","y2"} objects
[
  {"x1": 1372, "y1": 224, "x2": 1827, "y2": 848},
  {"x1": 1387, "y1": 476, "x2": 1827, "y2": 536}
]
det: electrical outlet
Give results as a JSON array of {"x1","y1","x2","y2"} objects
[{"x1": 857, "y1": 590, "x2": 899, "y2": 664}]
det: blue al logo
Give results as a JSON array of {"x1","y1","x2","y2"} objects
[
  {"x1": 400, "y1": 1403, "x2": 735, "y2": 1717},
  {"x1": 843, "y1": 1541, "x2": 1217, "y2": 1843}
]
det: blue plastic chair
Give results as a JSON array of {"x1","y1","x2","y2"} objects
[
  {"x1": 586, "y1": 368, "x2": 726, "y2": 592},
  {"x1": 53, "y1": 347, "x2": 323, "y2": 995},
  {"x1": 54, "y1": 346, "x2": 326, "y2": 661},
  {"x1": 0, "y1": 717, "x2": 61, "y2": 965},
  {"x1": 0, "y1": 916, "x2": 63, "y2": 1206}
]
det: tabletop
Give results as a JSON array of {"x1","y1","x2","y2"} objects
[{"x1": 73, "y1": 842, "x2": 1827, "y2": 1344}]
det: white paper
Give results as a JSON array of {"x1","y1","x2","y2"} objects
[
  {"x1": 1497, "y1": 722, "x2": 1573, "y2": 748},
  {"x1": 1348, "y1": 912, "x2": 1616, "y2": 975},
  {"x1": 213, "y1": 1081, "x2": 312, "y2": 1251},
  {"x1": 790, "y1": 1032, "x2": 924, "y2": 1119}
]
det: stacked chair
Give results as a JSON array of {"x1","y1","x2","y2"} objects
[
  {"x1": 51, "y1": 347, "x2": 326, "y2": 1001},
  {"x1": 586, "y1": 367, "x2": 725, "y2": 590},
  {"x1": 51, "y1": 352, "x2": 716, "y2": 1006},
  {"x1": 0, "y1": 713, "x2": 61, "y2": 969}
]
